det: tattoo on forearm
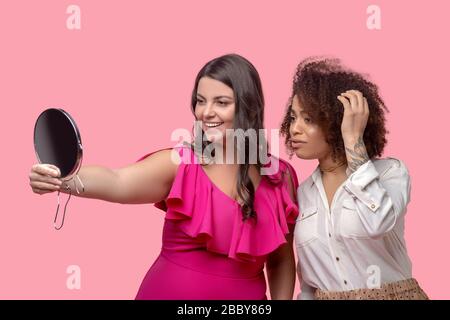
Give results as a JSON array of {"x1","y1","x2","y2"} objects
[{"x1": 345, "y1": 137, "x2": 369, "y2": 173}]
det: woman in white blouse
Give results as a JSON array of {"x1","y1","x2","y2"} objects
[{"x1": 280, "y1": 57, "x2": 428, "y2": 300}]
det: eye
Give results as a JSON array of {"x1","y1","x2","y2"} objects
[
  {"x1": 217, "y1": 100, "x2": 229, "y2": 106},
  {"x1": 196, "y1": 99, "x2": 206, "y2": 105},
  {"x1": 304, "y1": 117, "x2": 312, "y2": 124},
  {"x1": 288, "y1": 115, "x2": 296, "y2": 123}
]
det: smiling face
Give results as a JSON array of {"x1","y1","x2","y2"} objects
[
  {"x1": 194, "y1": 76, "x2": 236, "y2": 144},
  {"x1": 288, "y1": 95, "x2": 331, "y2": 160}
]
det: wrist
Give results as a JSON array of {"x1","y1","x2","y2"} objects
[
  {"x1": 60, "y1": 179, "x2": 74, "y2": 192},
  {"x1": 61, "y1": 176, "x2": 83, "y2": 194},
  {"x1": 343, "y1": 135, "x2": 363, "y2": 146}
]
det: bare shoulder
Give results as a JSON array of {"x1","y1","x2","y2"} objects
[
  {"x1": 136, "y1": 148, "x2": 181, "y2": 177},
  {"x1": 278, "y1": 158, "x2": 298, "y2": 203}
]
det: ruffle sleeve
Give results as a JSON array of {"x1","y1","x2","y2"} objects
[
  {"x1": 137, "y1": 145, "x2": 299, "y2": 262},
  {"x1": 230, "y1": 155, "x2": 300, "y2": 261}
]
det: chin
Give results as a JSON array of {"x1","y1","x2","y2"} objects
[{"x1": 294, "y1": 149, "x2": 316, "y2": 160}]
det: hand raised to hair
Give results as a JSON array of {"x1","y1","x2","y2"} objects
[{"x1": 337, "y1": 90, "x2": 370, "y2": 173}]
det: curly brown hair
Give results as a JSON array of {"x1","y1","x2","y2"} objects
[{"x1": 280, "y1": 57, "x2": 389, "y2": 161}]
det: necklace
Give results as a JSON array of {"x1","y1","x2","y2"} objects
[{"x1": 319, "y1": 161, "x2": 346, "y2": 173}]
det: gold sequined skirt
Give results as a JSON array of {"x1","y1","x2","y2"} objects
[{"x1": 314, "y1": 278, "x2": 429, "y2": 300}]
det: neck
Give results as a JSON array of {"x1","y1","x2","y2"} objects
[
  {"x1": 200, "y1": 141, "x2": 241, "y2": 165},
  {"x1": 318, "y1": 154, "x2": 347, "y2": 176}
]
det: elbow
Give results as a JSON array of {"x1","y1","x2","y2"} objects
[
  {"x1": 266, "y1": 256, "x2": 295, "y2": 274},
  {"x1": 341, "y1": 206, "x2": 399, "y2": 240},
  {"x1": 366, "y1": 210, "x2": 398, "y2": 239},
  {"x1": 266, "y1": 244, "x2": 295, "y2": 270}
]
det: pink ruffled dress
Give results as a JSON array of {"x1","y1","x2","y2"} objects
[{"x1": 134, "y1": 145, "x2": 299, "y2": 300}]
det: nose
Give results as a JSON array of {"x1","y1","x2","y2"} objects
[
  {"x1": 202, "y1": 102, "x2": 216, "y2": 119},
  {"x1": 290, "y1": 119, "x2": 304, "y2": 137}
]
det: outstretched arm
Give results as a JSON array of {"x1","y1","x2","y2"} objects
[{"x1": 57, "y1": 148, "x2": 180, "y2": 204}]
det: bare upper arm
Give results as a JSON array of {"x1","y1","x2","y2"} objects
[
  {"x1": 266, "y1": 167, "x2": 297, "y2": 266},
  {"x1": 283, "y1": 167, "x2": 298, "y2": 241},
  {"x1": 267, "y1": 229, "x2": 295, "y2": 268},
  {"x1": 113, "y1": 149, "x2": 180, "y2": 204}
]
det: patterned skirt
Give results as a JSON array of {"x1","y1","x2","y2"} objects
[{"x1": 314, "y1": 278, "x2": 429, "y2": 300}]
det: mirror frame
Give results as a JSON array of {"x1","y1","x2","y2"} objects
[{"x1": 33, "y1": 108, "x2": 83, "y2": 181}]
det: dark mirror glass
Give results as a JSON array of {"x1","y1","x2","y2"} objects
[{"x1": 33, "y1": 108, "x2": 83, "y2": 180}]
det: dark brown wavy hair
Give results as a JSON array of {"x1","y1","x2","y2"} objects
[
  {"x1": 190, "y1": 54, "x2": 266, "y2": 220},
  {"x1": 280, "y1": 57, "x2": 389, "y2": 161}
]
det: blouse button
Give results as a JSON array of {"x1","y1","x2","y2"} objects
[
  {"x1": 371, "y1": 204, "x2": 376, "y2": 209},
  {"x1": 336, "y1": 257, "x2": 340, "y2": 261},
  {"x1": 344, "y1": 280, "x2": 348, "y2": 285}
]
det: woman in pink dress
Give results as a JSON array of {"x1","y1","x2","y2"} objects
[{"x1": 29, "y1": 54, "x2": 299, "y2": 300}]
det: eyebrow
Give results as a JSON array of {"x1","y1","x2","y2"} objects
[
  {"x1": 289, "y1": 105, "x2": 299, "y2": 115},
  {"x1": 289, "y1": 106, "x2": 309, "y2": 118},
  {"x1": 196, "y1": 94, "x2": 234, "y2": 100},
  {"x1": 299, "y1": 110, "x2": 309, "y2": 117}
]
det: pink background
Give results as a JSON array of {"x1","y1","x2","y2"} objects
[{"x1": 0, "y1": 0, "x2": 448, "y2": 299}]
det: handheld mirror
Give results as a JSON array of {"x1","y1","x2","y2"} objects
[{"x1": 34, "y1": 108, "x2": 84, "y2": 229}]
